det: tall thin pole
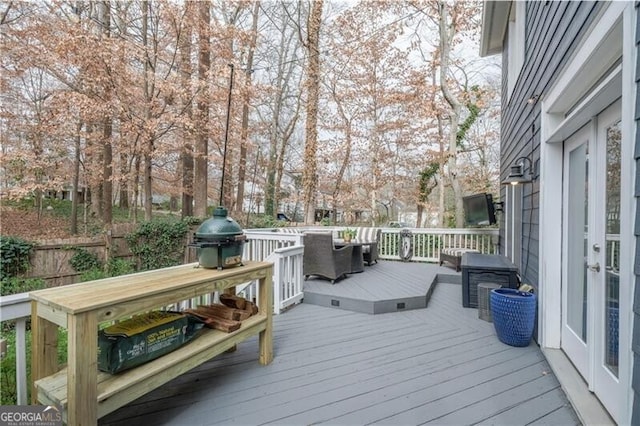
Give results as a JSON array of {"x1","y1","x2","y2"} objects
[{"x1": 220, "y1": 63, "x2": 235, "y2": 206}]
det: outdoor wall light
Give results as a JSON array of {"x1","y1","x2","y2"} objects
[
  {"x1": 501, "y1": 156, "x2": 535, "y2": 185},
  {"x1": 527, "y1": 94, "x2": 541, "y2": 104}
]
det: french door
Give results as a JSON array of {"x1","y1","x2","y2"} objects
[{"x1": 561, "y1": 100, "x2": 622, "y2": 422}]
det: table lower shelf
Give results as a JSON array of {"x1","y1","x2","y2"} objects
[{"x1": 36, "y1": 314, "x2": 268, "y2": 421}]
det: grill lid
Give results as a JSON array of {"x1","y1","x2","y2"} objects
[{"x1": 194, "y1": 206, "x2": 244, "y2": 241}]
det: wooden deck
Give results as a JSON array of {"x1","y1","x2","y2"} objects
[
  {"x1": 100, "y1": 262, "x2": 579, "y2": 426},
  {"x1": 303, "y1": 260, "x2": 461, "y2": 314}
]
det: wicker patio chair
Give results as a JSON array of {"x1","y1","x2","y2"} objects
[
  {"x1": 303, "y1": 233, "x2": 353, "y2": 284},
  {"x1": 355, "y1": 227, "x2": 381, "y2": 265}
]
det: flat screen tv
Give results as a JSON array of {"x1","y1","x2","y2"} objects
[{"x1": 463, "y1": 193, "x2": 496, "y2": 227}]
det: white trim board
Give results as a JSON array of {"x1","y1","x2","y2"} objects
[{"x1": 543, "y1": 348, "x2": 615, "y2": 426}]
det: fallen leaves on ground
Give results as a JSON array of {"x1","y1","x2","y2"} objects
[{"x1": 1, "y1": 207, "x2": 73, "y2": 240}]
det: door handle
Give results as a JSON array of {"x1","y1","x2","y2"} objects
[{"x1": 587, "y1": 262, "x2": 600, "y2": 273}]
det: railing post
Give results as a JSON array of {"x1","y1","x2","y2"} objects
[
  {"x1": 273, "y1": 256, "x2": 282, "y2": 315},
  {"x1": 15, "y1": 317, "x2": 27, "y2": 405}
]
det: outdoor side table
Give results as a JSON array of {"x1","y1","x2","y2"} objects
[
  {"x1": 333, "y1": 240, "x2": 366, "y2": 273},
  {"x1": 461, "y1": 253, "x2": 519, "y2": 308}
]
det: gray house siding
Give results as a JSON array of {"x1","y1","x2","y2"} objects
[
  {"x1": 633, "y1": 3, "x2": 640, "y2": 424},
  {"x1": 499, "y1": 1, "x2": 600, "y2": 291},
  {"x1": 497, "y1": 0, "x2": 638, "y2": 421}
]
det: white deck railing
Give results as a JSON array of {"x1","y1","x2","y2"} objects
[
  {"x1": 267, "y1": 245, "x2": 305, "y2": 314},
  {"x1": 239, "y1": 231, "x2": 305, "y2": 313},
  {"x1": 243, "y1": 227, "x2": 499, "y2": 261},
  {"x1": 0, "y1": 226, "x2": 496, "y2": 406},
  {"x1": 378, "y1": 227, "x2": 499, "y2": 262},
  {"x1": 0, "y1": 293, "x2": 30, "y2": 405}
]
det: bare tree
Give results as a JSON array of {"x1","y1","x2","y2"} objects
[{"x1": 302, "y1": 0, "x2": 323, "y2": 224}]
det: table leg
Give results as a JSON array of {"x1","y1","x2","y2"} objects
[
  {"x1": 259, "y1": 269, "x2": 273, "y2": 365},
  {"x1": 223, "y1": 287, "x2": 238, "y2": 353},
  {"x1": 31, "y1": 302, "x2": 58, "y2": 404},
  {"x1": 67, "y1": 312, "x2": 98, "y2": 426},
  {"x1": 351, "y1": 246, "x2": 365, "y2": 273}
]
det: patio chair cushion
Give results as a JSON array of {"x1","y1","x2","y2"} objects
[
  {"x1": 441, "y1": 248, "x2": 479, "y2": 257},
  {"x1": 356, "y1": 227, "x2": 379, "y2": 243},
  {"x1": 355, "y1": 227, "x2": 381, "y2": 265},
  {"x1": 439, "y1": 247, "x2": 479, "y2": 272},
  {"x1": 276, "y1": 228, "x2": 303, "y2": 233}
]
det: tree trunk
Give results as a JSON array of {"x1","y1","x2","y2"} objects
[
  {"x1": 103, "y1": 117, "x2": 113, "y2": 224},
  {"x1": 265, "y1": 16, "x2": 289, "y2": 219},
  {"x1": 303, "y1": 0, "x2": 323, "y2": 225},
  {"x1": 142, "y1": 1, "x2": 153, "y2": 221},
  {"x1": 117, "y1": 3, "x2": 129, "y2": 211},
  {"x1": 86, "y1": 123, "x2": 103, "y2": 219},
  {"x1": 133, "y1": 155, "x2": 140, "y2": 223},
  {"x1": 194, "y1": 1, "x2": 210, "y2": 218},
  {"x1": 71, "y1": 121, "x2": 81, "y2": 235},
  {"x1": 416, "y1": 204, "x2": 423, "y2": 228},
  {"x1": 119, "y1": 151, "x2": 129, "y2": 209},
  {"x1": 331, "y1": 106, "x2": 352, "y2": 223},
  {"x1": 70, "y1": 3, "x2": 83, "y2": 235},
  {"x1": 437, "y1": 113, "x2": 445, "y2": 227},
  {"x1": 101, "y1": 0, "x2": 113, "y2": 228},
  {"x1": 438, "y1": 0, "x2": 464, "y2": 228},
  {"x1": 180, "y1": 1, "x2": 194, "y2": 218},
  {"x1": 235, "y1": 1, "x2": 260, "y2": 215},
  {"x1": 274, "y1": 102, "x2": 300, "y2": 217}
]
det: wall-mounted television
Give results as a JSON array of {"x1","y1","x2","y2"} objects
[{"x1": 463, "y1": 193, "x2": 496, "y2": 227}]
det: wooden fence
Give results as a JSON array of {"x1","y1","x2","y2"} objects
[{"x1": 22, "y1": 223, "x2": 137, "y2": 287}]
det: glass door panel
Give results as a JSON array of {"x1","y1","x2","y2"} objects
[
  {"x1": 567, "y1": 143, "x2": 588, "y2": 342},
  {"x1": 592, "y1": 100, "x2": 622, "y2": 423},
  {"x1": 562, "y1": 125, "x2": 591, "y2": 378},
  {"x1": 603, "y1": 119, "x2": 620, "y2": 376}
]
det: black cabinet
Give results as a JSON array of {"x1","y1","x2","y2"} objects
[{"x1": 461, "y1": 253, "x2": 519, "y2": 308}]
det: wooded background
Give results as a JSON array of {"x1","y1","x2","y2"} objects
[{"x1": 0, "y1": 0, "x2": 500, "y2": 230}]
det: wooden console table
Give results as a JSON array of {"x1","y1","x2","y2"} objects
[{"x1": 30, "y1": 261, "x2": 273, "y2": 425}]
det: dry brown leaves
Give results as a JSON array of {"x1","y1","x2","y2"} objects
[{"x1": 0, "y1": 207, "x2": 72, "y2": 240}]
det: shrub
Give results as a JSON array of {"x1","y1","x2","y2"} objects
[
  {"x1": 80, "y1": 268, "x2": 108, "y2": 282},
  {"x1": 68, "y1": 247, "x2": 102, "y2": 272},
  {"x1": 0, "y1": 328, "x2": 67, "y2": 405},
  {"x1": 79, "y1": 258, "x2": 135, "y2": 282},
  {"x1": 0, "y1": 236, "x2": 34, "y2": 281},
  {"x1": 126, "y1": 218, "x2": 190, "y2": 271},
  {"x1": 247, "y1": 214, "x2": 279, "y2": 229},
  {"x1": 0, "y1": 277, "x2": 46, "y2": 296},
  {"x1": 106, "y1": 258, "x2": 135, "y2": 276}
]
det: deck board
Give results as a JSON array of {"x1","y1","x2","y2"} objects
[{"x1": 100, "y1": 268, "x2": 579, "y2": 426}]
